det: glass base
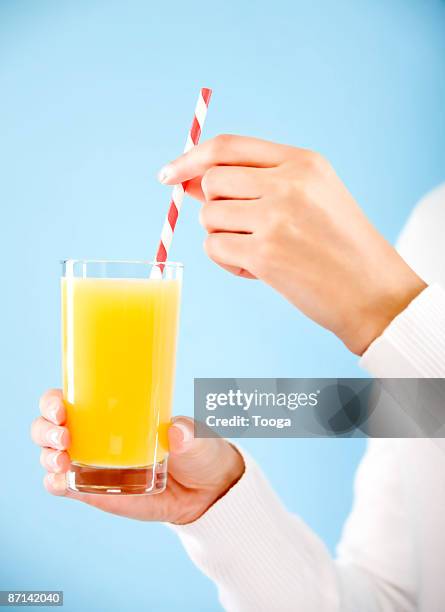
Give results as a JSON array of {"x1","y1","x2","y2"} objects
[{"x1": 66, "y1": 457, "x2": 168, "y2": 495}]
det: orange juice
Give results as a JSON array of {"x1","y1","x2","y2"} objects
[{"x1": 61, "y1": 277, "x2": 181, "y2": 468}]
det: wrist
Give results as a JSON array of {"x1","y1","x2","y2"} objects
[
  {"x1": 201, "y1": 443, "x2": 245, "y2": 512},
  {"x1": 214, "y1": 442, "x2": 245, "y2": 498},
  {"x1": 342, "y1": 266, "x2": 427, "y2": 356}
]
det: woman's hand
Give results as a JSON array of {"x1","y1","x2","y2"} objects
[
  {"x1": 31, "y1": 389, "x2": 244, "y2": 524},
  {"x1": 158, "y1": 135, "x2": 427, "y2": 355}
]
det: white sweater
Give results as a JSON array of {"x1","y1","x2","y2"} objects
[{"x1": 172, "y1": 184, "x2": 445, "y2": 612}]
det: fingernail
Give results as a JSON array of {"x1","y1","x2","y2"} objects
[
  {"x1": 171, "y1": 421, "x2": 193, "y2": 444},
  {"x1": 48, "y1": 400, "x2": 60, "y2": 424},
  {"x1": 49, "y1": 451, "x2": 62, "y2": 471},
  {"x1": 157, "y1": 164, "x2": 174, "y2": 184},
  {"x1": 47, "y1": 428, "x2": 63, "y2": 449}
]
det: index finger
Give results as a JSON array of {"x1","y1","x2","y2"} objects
[
  {"x1": 39, "y1": 389, "x2": 66, "y2": 425},
  {"x1": 158, "y1": 134, "x2": 296, "y2": 185}
]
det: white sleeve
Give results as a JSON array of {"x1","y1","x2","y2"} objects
[
  {"x1": 335, "y1": 439, "x2": 417, "y2": 612},
  {"x1": 171, "y1": 285, "x2": 445, "y2": 611},
  {"x1": 170, "y1": 443, "x2": 416, "y2": 612},
  {"x1": 170, "y1": 448, "x2": 341, "y2": 612},
  {"x1": 359, "y1": 283, "x2": 445, "y2": 378},
  {"x1": 338, "y1": 281, "x2": 445, "y2": 611}
]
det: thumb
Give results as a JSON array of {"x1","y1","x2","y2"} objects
[{"x1": 167, "y1": 417, "x2": 243, "y2": 490}]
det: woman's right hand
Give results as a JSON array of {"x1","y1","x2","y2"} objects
[
  {"x1": 31, "y1": 389, "x2": 244, "y2": 525},
  {"x1": 159, "y1": 135, "x2": 427, "y2": 356}
]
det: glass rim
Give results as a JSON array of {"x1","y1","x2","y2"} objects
[{"x1": 60, "y1": 259, "x2": 183, "y2": 268}]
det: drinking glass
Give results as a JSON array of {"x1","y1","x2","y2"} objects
[{"x1": 61, "y1": 259, "x2": 182, "y2": 494}]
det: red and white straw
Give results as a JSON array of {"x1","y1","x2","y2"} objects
[{"x1": 152, "y1": 87, "x2": 212, "y2": 276}]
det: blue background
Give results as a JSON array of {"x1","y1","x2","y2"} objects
[{"x1": 1, "y1": 1, "x2": 444, "y2": 610}]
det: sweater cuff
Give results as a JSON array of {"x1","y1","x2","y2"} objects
[
  {"x1": 359, "y1": 283, "x2": 445, "y2": 378},
  {"x1": 168, "y1": 448, "x2": 289, "y2": 554},
  {"x1": 168, "y1": 447, "x2": 339, "y2": 611}
]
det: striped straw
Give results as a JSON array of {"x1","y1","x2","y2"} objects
[{"x1": 152, "y1": 88, "x2": 212, "y2": 277}]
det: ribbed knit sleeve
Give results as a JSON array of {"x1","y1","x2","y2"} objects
[
  {"x1": 359, "y1": 284, "x2": 445, "y2": 378},
  {"x1": 169, "y1": 447, "x2": 340, "y2": 612}
]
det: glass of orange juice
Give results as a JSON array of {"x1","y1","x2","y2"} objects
[{"x1": 61, "y1": 259, "x2": 182, "y2": 495}]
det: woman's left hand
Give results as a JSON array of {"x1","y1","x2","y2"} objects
[{"x1": 158, "y1": 135, "x2": 426, "y2": 355}]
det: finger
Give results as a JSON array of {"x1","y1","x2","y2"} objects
[
  {"x1": 204, "y1": 233, "x2": 253, "y2": 270},
  {"x1": 43, "y1": 473, "x2": 80, "y2": 499},
  {"x1": 167, "y1": 417, "x2": 227, "y2": 488},
  {"x1": 212, "y1": 262, "x2": 257, "y2": 279},
  {"x1": 44, "y1": 473, "x2": 88, "y2": 501},
  {"x1": 158, "y1": 135, "x2": 295, "y2": 185},
  {"x1": 30, "y1": 417, "x2": 70, "y2": 450},
  {"x1": 40, "y1": 448, "x2": 71, "y2": 474},
  {"x1": 168, "y1": 417, "x2": 194, "y2": 454},
  {"x1": 44, "y1": 473, "x2": 69, "y2": 496},
  {"x1": 201, "y1": 166, "x2": 269, "y2": 201},
  {"x1": 185, "y1": 176, "x2": 205, "y2": 203},
  {"x1": 169, "y1": 417, "x2": 224, "y2": 457},
  {"x1": 39, "y1": 389, "x2": 66, "y2": 425},
  {"x1": 200, "y1": 200, "x2": 258, "y2": 233}
]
